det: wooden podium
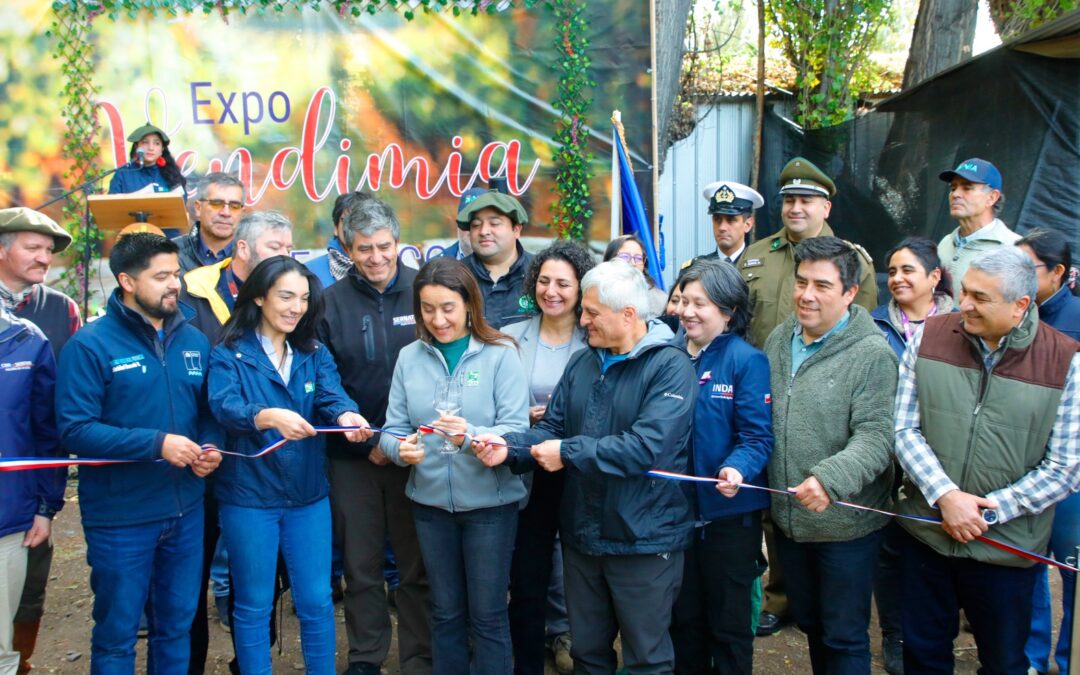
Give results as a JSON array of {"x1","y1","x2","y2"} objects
[{"x1": 87, "y1": 192, "x2": 190, "y2": 255}]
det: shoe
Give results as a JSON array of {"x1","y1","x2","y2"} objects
[
  {"x1": 550, "y1": 633, "x2": 573, "y2": 674},
  {"x1": 215, "y1": 594, "x2": 231, "y2": 632},
  {"x1": 13, "y1": 620, "x2": 40, "y2": 674},
  {"x1": 756, "y1": 611, "x2": 783, "y2": 637},
  {"x1": 882, "y1": 634, "x2": 903, "y2": 675},
  {"x1": 341, "y1": 662, "x2": 381, "y2": 675}
]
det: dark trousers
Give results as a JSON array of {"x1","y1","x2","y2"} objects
[
  {"x1": 775, "y1": 527, "x2": 883, "y2": 675},
  {"x1": 761, "y1": 512, "x2": 789, "y2": 618},
  {"x1": 671, "y1": 513, "x2": 763, "y2": 675},
  {"x1": 413, "y1": 502, "x2": 517, "y2": 675},
  {"x1": 509, "y1": 470, "x2": 565, "y2": 675},
  {"x1": 873, "y1": 522, "x2": 904, "y2": 642},
  {"x1": 328, "y1": 457, "x2": 432, "y2": 673},
  {"x1": 563, "y1": 545, "x2": 684, "y2": 675},
  {"x1": 14, "y1": 538, "x2": 51, "y2": 622},
  {"x1": 900, "y1": 528, "x2": 1039, "y2": 674}
]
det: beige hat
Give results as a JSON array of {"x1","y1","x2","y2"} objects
[{"x1": 0, "y1": 207, "x2": 73, "y2": 252}]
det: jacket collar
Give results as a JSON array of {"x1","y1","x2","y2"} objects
[
  {"x1": 960, "y1": 302, "x2": 1040, "y2": 354},
  {"x1": 345, "y1": 263, "x2": 415, "y2": 298},
  {"x1": 590, "y1": 319, "x2": 676, "y2": 365},
  {"x1": 464, "y1": 242, "x2": 529, "y2": 282},
  {"x1": 232, "y1": 329, "x2": 315, "y2": 384},
  {"x1": 107, "y1": 289, "x2": 193, "y2": 343},
  {"x1": 876, "y1": 293, "x2": 955, "y2": 333},
  {"x1": 769, "y1": 222, "x2": 835, "y2": 251},
  {"x1": 1041, "y1": 284, "x2": 1072, "y2": 318}
]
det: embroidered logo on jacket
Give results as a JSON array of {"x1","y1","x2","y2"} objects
[
  {"x1": 183, "y1": 351, "x2": 204, "y2": 376},
  {"x1": 393, "y1": 314, "x2": 416, "y2": 327},
  {"x1": 110, "y1": 354, "x2": 146, "y2": 374},
  {"x1": 711, "y1": 383, "x2": 734, "y2": 400},
  {"x1": 0, "y1": 360, "x2": 32, "y2": 372}
]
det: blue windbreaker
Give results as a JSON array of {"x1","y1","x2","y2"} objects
[
  {"x1": 0, "y1": 315, "x2": 63, "y2": 538},
  {"x1": 208, "y1": 330, "x2": 358, "y2": 508},
  {"x1": 56, "y1": 290, "x2": 222, "y2": 528},
  {"x1": 686, "y1": 332, "x2": 774, "y2": 520}
]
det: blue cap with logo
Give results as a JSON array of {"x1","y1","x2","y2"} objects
[{"x1": 938, "y1": 158, "x2": 1003, "y2": 191}]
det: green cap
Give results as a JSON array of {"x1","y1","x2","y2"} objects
[
  {"x1": 456, "y1": 191, "x2": 528, "y2": 230},
  {"x1": 778, "y1": 157, "x2": 836, "y2": 199},
  {"x1": 0, "y1": 208, "x2": 73, "y2": 253},
  {"x1": 126, "y1": 123, "x2": 170, "y2": 145}
]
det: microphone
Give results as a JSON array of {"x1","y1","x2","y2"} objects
[{"x1": 129, "y1": 147, "x2": 146, "y2": 168}]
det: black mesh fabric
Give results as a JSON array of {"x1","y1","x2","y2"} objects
[{"x1": 752, "y1": 48, "x2": 1080, "y2": 272}]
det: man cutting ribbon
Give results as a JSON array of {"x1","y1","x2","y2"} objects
[{"x1": 55, "y1": 233, "x2": 223, "y2": 674}]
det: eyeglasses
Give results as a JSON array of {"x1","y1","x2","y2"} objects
[
  {"x1": 203, "y1": 199, "x2": 244, "y2": 211},
  {"x1": 617, "y1": 253, "x2": 644, "y2": 264}
]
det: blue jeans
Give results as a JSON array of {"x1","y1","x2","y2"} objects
[
  {"x1": 210, "y1": 538, "x2": 229, "y2": 598},
  {"x1": 1026, "y1": 490, "x2": 1080, "y2": 673},
  {"x1": 84, "y1": 504, "x2": 204, "y2": 675},
  {"x1": 412, "y1": 502, "x2": 517, "y2": 675},
  {"x1": 901, "y1": 528, "x2": 1039, "y2": 673},
  {"x1": 220, "y1": 498, "x2": 335, "y2": 675},
  {"x1": 775, "y1": 527, "x2": 883, "y2": 675}
]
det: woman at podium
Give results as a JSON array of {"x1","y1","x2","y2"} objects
[{"x1": 108, "y1": 123, "x2": 188, "y2": 200}]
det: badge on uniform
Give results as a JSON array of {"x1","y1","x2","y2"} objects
[
  {"x1": 770, "y1": 239, "x2": 782, "y2": 250},
  {"x1": 743, "y1": 258, "x2": 763, "y2": 268},
  {"x1": 304, "y1": 381, "x2": 315, "y2": 394},
  {"x1": 465, "y1": 371, "x2": 480, "y2": 387}
]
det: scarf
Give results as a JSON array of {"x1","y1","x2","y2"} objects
[{"x1": 327, "y1": 244, "x2": 354, "y2": 282}]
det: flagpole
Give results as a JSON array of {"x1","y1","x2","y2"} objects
[{"x1": 611, "y1": 112, "x2": 622, "y2": 240}]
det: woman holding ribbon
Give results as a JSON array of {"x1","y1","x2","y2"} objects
[
  {"x1": 1018, "y1": 229, "x2": 1080, "y2": 675},
  {"x1": 667, "y1": 259, "x2": 773, "y2": 673},
  {"x1": 379, "y1": 256, "x2": 529, "y2": 675},
  {"x1": 502, "y1": 239, "x2": 593, "y2": 675},
  {"x1": 208, "y1": 256, "x2": 370, "y2": 675},
  {"x1": 108, "y1": 124, "x2": 188, "y2": 198}
]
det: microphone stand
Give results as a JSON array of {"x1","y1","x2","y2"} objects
[{"x1": 34, "y1": 162, "x2": 133, "y2": 318}]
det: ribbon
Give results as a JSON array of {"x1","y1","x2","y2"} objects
[
  {"x1": 647, "y1": 469, "x2": 1080, "y2": 574},
  {"x1": 0, "y1": 425, "x2": 408, "y2": 472}
]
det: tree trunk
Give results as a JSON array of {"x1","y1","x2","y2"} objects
[
  {"x1": 873, "y1": 0, "x2": 978, "y2": 231},
  {"x1": 903, "y1": 0, "x2": 978, "y2": 88},
  {"x1": 655, "y1": 0, "x2": 695, "y2": 169}
]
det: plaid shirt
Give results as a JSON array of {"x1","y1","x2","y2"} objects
[{"x1": 894, "y1": 326, "x2": 1080, "y2": 524}]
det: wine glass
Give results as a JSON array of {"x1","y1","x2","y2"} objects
[{"x1": 432, "y1": 376, "x2": 464, "y2": 454}]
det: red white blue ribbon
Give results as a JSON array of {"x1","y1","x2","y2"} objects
[
  {"x1": 646, "y1": 469, "x2": 1079, "y2": 573},
  {"x1": 0, "y1": 425, "x2": 404, "y2": 472}
]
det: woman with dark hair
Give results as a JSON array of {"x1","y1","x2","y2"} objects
[
  {"x1": 1018, "y1": 228, "x2": 1080, "y2": 339},
  {"x1": 1018, "y1": 229, "x2": 1080, "y2": 675},
  {"x1": 502, "y1": 239, "x2": 593, "y2": 675},
  {"x1": 379, "y1": 256, "x2": 529, "y2": 675},
  {"x1": 668, "y1": 259, "x2": 773, "y2": 673},
  {"x1": 603, "y1": 234, "x2": 667, "y2": 317},
  {"x1": 871, "y1": 237, "x2": 955, "y2": 358},
  {"x1": 108, "y1": 124, "x2": 188, "y2": 199},
  {"x1": 208, "y1": 256, "x2": 371, "y2": 674}
]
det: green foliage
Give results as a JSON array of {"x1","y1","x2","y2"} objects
[
  {"x1": 544, "y1": 0, "x2": 594, "y2": 240},
  {"x1": 989, "y1": 0, "x2": 1078, "y2": 39},
  {"x1": 766, "y1": 0, "x2": 891, "y2": 129},
  {"x1": 51, "y1": 4, "x2": 102, "y2": 305}
]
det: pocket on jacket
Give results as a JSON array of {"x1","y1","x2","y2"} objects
[{"x1": 362, "y1": 316, "x2": 375, "y2": 362}]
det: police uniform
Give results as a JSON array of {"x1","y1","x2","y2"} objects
[
  {"x1": 682, "y1": 181, "x2": 764, "y2": 270},
  {"x1": 738, "y1": 158, "x2": 877, "y2": 348}
]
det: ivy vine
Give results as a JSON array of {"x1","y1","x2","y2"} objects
[{"x1": 544, "y1": 0, "x2": 594, "y2": 240}]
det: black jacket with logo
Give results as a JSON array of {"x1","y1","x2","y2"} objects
[{"x1": 317, "y1": 265, "x2": 418, "y2": 460}]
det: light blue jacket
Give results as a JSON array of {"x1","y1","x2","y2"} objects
[{"x1": 380, "y1": 336, "x2": 530, "y2": 512}]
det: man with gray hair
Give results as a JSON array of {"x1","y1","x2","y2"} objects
[
  {"x1": 317, "y1": 196, "x2": 432, "y2": 675},
  {"x1": 181, "y1": 210, "x2": 294, "y2": 345},
  {"x1": 895, "y1": 245, "x2": 1080, "y2": 672},
  {"x1": 474, "y1": 260, "x2": 697, "y2": 674},
  {"x1": 173, "y1": 172, "x2": 247, "y2": 273}
]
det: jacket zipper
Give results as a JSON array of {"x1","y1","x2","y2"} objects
[
  {"x1": 377, "y1": 296, "x2": 390, "y2": 372},
  {"x1": 155, "y1": 329, "x2": 184, "y2": 518}
]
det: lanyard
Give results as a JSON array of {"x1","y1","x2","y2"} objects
[{"x1": 898, "y1": 302, "x2": 938, "y2": 341}]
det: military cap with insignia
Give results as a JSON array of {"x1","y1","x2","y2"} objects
[
  {"x1": 778, "y1": 157, "x2": 836, "y2": 199},
  {"x1": 127, "y1": 123, "x2": 170, "y2": 145},
  {"x1": 456, "y1": 191, "x2": 528, "y2": 230},
  {"x1": 0, "y1": 207, "x2": 73, "y2": 252},
  {"x1": 702, "y1": 181, "x2": 764, "y2": 216}
]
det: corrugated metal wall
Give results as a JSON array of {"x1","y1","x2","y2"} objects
[{"x1": 656, "y1": 101, "x2": 757, "y2": 287}]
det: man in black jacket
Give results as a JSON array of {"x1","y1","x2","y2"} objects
[
  {"x1": 172, "y1": 173, "x2": 245, "y2": 274},
  {"x1": 476, "y1": 260, "x2": 697, "y2": 675},
  {"x1": 317, "y1": 196, "x2": 432, "y2": 675},
  {"x1": 458, "y1": 191, "x2": 535, "y2": 329}
]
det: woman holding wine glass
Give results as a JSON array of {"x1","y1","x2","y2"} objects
[{"x1": 379, "y1": 256, "x2": 529, "y2": 675}]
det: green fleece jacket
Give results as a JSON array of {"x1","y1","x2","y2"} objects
[{"x1": 764, "y1": 305, "x2": 899, "y2": 542}]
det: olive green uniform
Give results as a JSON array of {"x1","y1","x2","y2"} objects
[{"x1": 738, "y1": 223, "x2": 877, "y2": 348}]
